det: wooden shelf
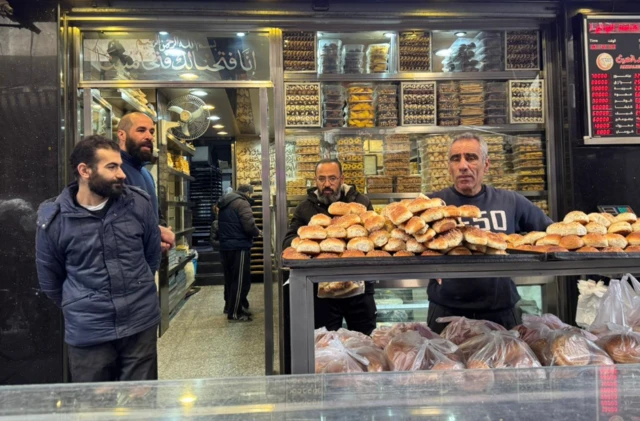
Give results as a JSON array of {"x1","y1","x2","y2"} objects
[
  {"x1": 167, "y1": 167, "x2": 195, "y2": 182},
  {"x1": 167, "y1": 133, "x2": 196, "y2": 157}
]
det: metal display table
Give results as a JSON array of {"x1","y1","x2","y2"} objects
[{"x1": 286, "y1": 255, "x2": 640, "y2": 374}]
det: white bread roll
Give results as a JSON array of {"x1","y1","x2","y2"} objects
[
  {"x1": 577, "y1": 246, "x2": 599, "y2": 253},
  {"x1": 563, "y1": 211, "x2": 589, "y2": 225},
  {"x1": 309, "y1": 213, "x2": 332, "y2": 227},
  {"x1": 394, "y1": 251, "x2": 415, "y2": 257},
  {"x1": 383, "y1": 238, "x2": 406, "y2": 252},
  {"x1": 585, "y1": 222, "x2": 607, "y2": 235},
  {"x1": 546, "y1": 222, "x2": 587, "y2": 236},
  {"x1": 414, "y1": 228, "x2": 437, "y2": 243},
  {"x1": 606, "y1": 233, "x2": 628, "y2": 249},
  {"x1": 485, "y1": 247, "x2": 508, "y2": 255},
  {"x1": 347, "y1": 237, "x2": 375, "y2": 253},
  {"x1": 432, "y1": 218, "x2": 457, "y2": 234},
  {"x1": 391, "y1": 228, "x2": 411, "y2": 241},
  {"x1": 588, "y1": 213, "x2": 611, "y2": 228},
  {"x1": 626, "y1": 232, "x2": 640, "y2": 246},
  {"x1": 559, "y1": 235, "x2": 585, "y2": 250},
  {"x1": 348, "y1": 202, "x2": 367, "y2": 215},
  {"x1": 420, "y1": 207, "x2": 445, "y2": 223},
  {"x1": 463, "y1": 227, "x2": 489, "y2": 246},
  {"x1": 317, "y1": 252, "x2": 341, "y2": 259},
  {"x1": 442, "y1": 205, "x2": 461, "y2": 218},
  {"x1": 406, "y1": 238, "x2": 426, "y2": 253},
  {"x1": 448, "y1": 246, "x2": 472, "y2": 256},
  {"x1": 421, "y1": 250, "x2": 443, "y2": 256},
  {"x1": 601, "y1": 246, "x2": 625, "y2": 253},
  {"x1": 506, "y1": 234, "x2": 524, "y2": 246},
  {"x1": 632, "y1": 221, "x2": 640, "y2": 232},
  {"x1": 326, "y1": 225, "x2": 347, "y2": 238},
  {"x1": 298, "y1": 225, "x2": 327, "y2": 240},
  {"x1": 389, "y1": 204, "x2": 414, "y2": 226},
  {"x1": 296, "y1": 239, "x2": 320, "y2": 254},
  {"x1": 614, "y1": 213, "x2": 637, "y2": 223},
  {"x1": 347, "y1": 224, "x2": 369, "y2": 239},
  {"x1": 319, "y1": 238, "x2": 346, "y2": 253},
  {"x1": 459, "y1": 205, "x2": 482, "y2": 218},
  {"x1": 582, "y1": 233, "x2": 608, "y2": 248},
  {"x1": 404, "y1": 216, "x2": 427, "y2": 235},
  {"x1": 370, "y1": 230, "x2": 390, "y2": 248},
  {"x1": 625, "y1": 245, "x2": 640, "y2": 253},
  {"x1": 366, "y1": 250, "x2": 391, "y2": 258},
  {"x1": 332, "y1": 214, "x2": 362, "y2": 229},
  {"x1": 407, "y1": 198, "x2": 436, "y2": 214},
  {"x1": 364, "y1": 214, "x2": 386, "y2": 232},
  {"x1": 341, "y1": 250, "x2": 366, "y2": 258},
  {"x1": 609, "y1": 221, "x2": 632, "y2": 236},
  {"x1": 282, "y1": 247, "x2": 311, "y2": 260},
  {"x1": 536, "y1": 234, "x2": 561, "y2": 246},
  {"x1": 486, "y1": 232, "x2": 508, "y2": 250},
  {"x1": 291, "y1": 237, "x2": 302, "y2": 248},
  {"x1": 328, "y1": 201, "x2": 352, "y2": 216}
]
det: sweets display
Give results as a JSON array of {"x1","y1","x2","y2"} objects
[
  {"x1": 438, "y1": 82, "x2": 460, "y2": 126},
  {"x1": 335, "y1": 135, "x2": 366, "y2": 192},
  {"x1": 318, "y1": 38, "x2": 342, "y2": 74},
  {"x1": 399, "y1": 31, "x2": 430, "y2": 72},
  {"x1": 346, "y1": 84, "x2": 375, "y2": 128},
  {"x1": 506, "y1": 31, "x2": 540, "y2": 70},
  {"x1": 510, "y1": 80, "x2": 544, "y2": 123},
  {"x1": 342, "y1": 44, "x2": 365, "y2": 74},
  {"x1": 367, "y1": 43, "x2": 390, "y2": 74},
  {"x1": 285, "y1": 83, "x2": 321, "y2": 127},
  {"x1": 395, "y1": 175, "x2": 422, "y2": 193},
  {"x1": 472, "y1": 32, "x2": 504, "y2": 72},
  {"x1": 322, "y1": 83, "x2": 345, "y2": 128},
  {"x1": 512, "y1": 135, "x2": 546, "y2": 192},
  {"x1": 375, "y1": 84, "x2": 399, "y2": 127},
  {"x1": 459, "y1": 81, "x2": 485, "y2": 126},
  {"x1": 484, "y1": 82, "x2": 508, "y2": 125},
  {"x1": 383, "y1": 134, "x2": 411, "y2": 177},
  {"x1": 401, "y1": 82, "x2": 436, "y2": 126},
  {"x1": 419, "y1": 134, "x2": 451, "y2": 193},
  {"x1": 283, "y1": 31, "x2": 316, "y2": 72}
]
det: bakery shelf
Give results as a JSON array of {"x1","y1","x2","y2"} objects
[
  {"x1": 166, "y1": 133, "x2": 195, "y2": 157},
  {"x1": 167, "y1": 167, "x2": 196, "y2": 182},
  {"x1": 285, "y1": 123, "x2": 544, "y2": 136},
  {"x1": 168, "y1": 253, "x2": 196, "y2": 277},
  {"x1": 284, "y1": 71, "x2": 542, "y2": 82}
]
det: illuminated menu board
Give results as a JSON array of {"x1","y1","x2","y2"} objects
[{"x1": 584, "y1": 16, "x2": 640, "y2": 144}]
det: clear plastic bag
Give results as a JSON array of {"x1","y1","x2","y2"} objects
[
  {"x1": 315, "y1": 338, "x2": 369, "y2": 374},
  {"x1": 438, "y1": 316, "x2": 506, "y2": 345},
  {"x1": 348, "y1": 345, "x2": 391, "y2": 372},
  {"x1": 460, "y1": 331, "x2": 541, "y2": 369},
  {"x1": 543, "y1": 330, "x2": 613, "y2": 367},
  {"x1": 596, "y1": 323, "x2": 640, "y2": 364},
  {"x1": 575, "y1": 279, "x2": 608, "y2": 329},
  {"x1": 371, "y1": 322, "x2": 438, "y2": 349},
  {"x1": 384, "y1": 331, "x2": 462, "y2": 372},
  {"x1": 314, "y1": 327, "x2": 339, "y2": 348},
  {"x1": 317, "y1": 281, "x2": 365, "y2": 299},
  {"x1": 590, "y1": 279, "x2": 636, "y2": 335},
  {"x1": 522, "y1": 313, "x2": 569, "y2": 330},
  {"x1": 336, "y1": 327, "x2": 375, "y2": 348}
]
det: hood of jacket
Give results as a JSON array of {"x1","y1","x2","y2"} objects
[{"x1": 218, "y1": 192, "x2": 248, "y2": 209}]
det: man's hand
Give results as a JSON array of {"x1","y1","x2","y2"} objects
[
  {"x1": 160, "y1": 225, "x2": 176, "y2": 252},
  {"x1": 437, "y1": 279, "x2": 443, "y2": 285}
]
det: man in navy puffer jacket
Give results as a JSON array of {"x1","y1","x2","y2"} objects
[{"x1": 36, "y1": 135, "x2": 161, "y2": 382}]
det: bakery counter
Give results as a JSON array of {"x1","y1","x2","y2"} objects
[
  {"x1": 286, "y1": 256, "x2": 640, "y2": 374},
  {"x1": 1, "y1": 366, "x2": 636, "y2": 420}
]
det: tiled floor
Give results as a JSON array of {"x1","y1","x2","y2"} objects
[{"x1": 158, "y1": 285, "x2": 266, "y2": 379}]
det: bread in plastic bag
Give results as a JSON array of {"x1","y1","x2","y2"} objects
[
  {"x1": 438, "y1": 316, "x2": 506, "y2": 345},
  {"x1": 545, "y1": 330, "x2": 614, "y2": 367},
  {"x1": 318, "y1": 281, "x2": 365, "y2": 299},
  {"x1": 348, "y1": 345, "x2": 391, "y2": 372},
  {"x1": 596, "y1": 323, "x2": 640, "y2": 364},
  {"x1": 336, "y1": 327, "x2": 376, "y2": 349},
  {"x1": 371, "y1": 322, "x2": 439, "y2": 349},
  {"x1": 315, "y1": 339, "x2": 369, "y2": 374},
  {"x1": 384, "y1": 331, "x2": 462, "y2": 372},
  {"x1": 522, "y1": 313, "x2": 569, "y2": 330},
  {"x1": 314, "y1": 327, "x2": 339, "y2": 348}
]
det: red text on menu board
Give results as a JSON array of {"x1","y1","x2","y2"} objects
[
  {"x1": 636, "y1": 74, "x2": 640, "y2": 134},
  {"x1": 589, "y1": 22, "x2": 640, "y2": 34},
  {"x1": 592, "y1": 73, "x2": 613, "y2": 136}
]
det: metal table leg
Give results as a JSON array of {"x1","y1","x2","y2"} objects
[{"x1": 289, "y1": 270, "x2": 315, "y2": 374}]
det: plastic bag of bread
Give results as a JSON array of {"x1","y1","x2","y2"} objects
[
  {"x1": 315, "y1": 327, "x2": 339, "y2": 348},
  {"x1": 596, "y1": 323, "x2": 640, "y2": 364},
  {"x1": 315, "y1": 339, "x2": 368, "y2": 374},
  {"x1": 522, "y1": 313, "x2": 570, "y2": 330},
  {"x1": 348, "y1": 345, "x2": 391, "y2": 372},
  {"x1": 336, "y1": 327, "x2": 376, "y2": 348},
  {"x1": 384, "y1": 331, "x2": 430, "y2": 371},
  {"x1": 317, "y1": 280, "x2": 365, "y2": 299},
  {"x1": 438, "y1": 316, "x2": 506, "y2": 345},
  {"x1": 371, "y1": 322, "x2": 439, "y2": 349},
  {"x1": 542, "y1": 329, "x2": 614, "y2": 367}
]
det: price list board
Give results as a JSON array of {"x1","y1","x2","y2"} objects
[{"x1": 584, "y1": 16, "x2": 640, "y2": 144}]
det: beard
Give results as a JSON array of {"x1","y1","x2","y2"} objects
[
  {"x1": 89, "y1": 172, "x2": 124, "y2": 199},
  {"x1": 317, "y1": 187, "x2": 341, "y2": 205},
  {"x1": 125, "y1": 135, "x2": 153, "y2": 163}
]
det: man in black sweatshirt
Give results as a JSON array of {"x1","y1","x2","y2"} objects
[{"x1": 428, "y1": 133, "x2": 553, "y2": 333}]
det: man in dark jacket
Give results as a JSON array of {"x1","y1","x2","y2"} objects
[
  {"x1": 283, "y1": 159, "x2": 377, "y2": 335},
  {"x1": 428, "y1": 133, "x2": 553, "y2": 332},
  {"x1": 35, "y1": 135, "x2": 162, "y2": 382},
  {"x1": 218, "y1": 184, "x2": 261, "y2": 321}
]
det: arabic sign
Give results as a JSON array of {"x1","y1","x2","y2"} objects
[
  {"x1": 584, "y1": 17, "x2": 640, "y2": 141},
  {"x1": 82, "y1": 32, "x2": 270, "y2": 82}
]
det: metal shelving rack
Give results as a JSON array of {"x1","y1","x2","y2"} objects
[{"x1": 189, "y1": 164, "x2": 223, "y2": 247}]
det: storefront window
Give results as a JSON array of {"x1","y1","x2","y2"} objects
[{"x1": 82, "y1": 31, "x2": 270, "y2": 82}]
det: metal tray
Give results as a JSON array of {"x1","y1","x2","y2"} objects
[{"x1": 546, "y1": 252, "x2": 632, "y2": 261}]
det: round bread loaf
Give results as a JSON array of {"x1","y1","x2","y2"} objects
[
  {"x1": 406, "y1": 238, "x2": 426, "y2": 253},
  {"x1": 459, "y1": 205, "x2": 482, "y2": 218},
  {"x1": 433, "y1": 218, "x2": 457, "y2": 234},
  {"x1": 309, "y1": 213, "x2": 332, "y2": 227},
  {"x1": 326, "y1": 225, "x2": 347, "y2": 238},
  {"x1": 605, "y1": 233, "x2": 628, "y2": 249},
  {"x1": 523, "y1": 231, "x2": 547, "y2": 245},
  {"x1": 588, "y1": 212, "x2": 612, "y2": 228},
  {"x1": 319, "y1": 238, "x2": 346, "y2": 253},
  {"x1": 448, "y1": 246, "x2": 472, "y2": 256},
  {"x1": 420, "y1": 207, "x2": 445, "y2": 223},
  {"x1": 463, "y1": 227, "x2": 489, "y2": 246},
  {"x1": 577, "y1": 246, "x2": 599, "y2": 253},
  {"x1": 625, "y1": 245, "x2": 640, "y2": 253},
  {"x1": 394, "y1": 250, "x2": 415, "y2": 257},
  {"x1": 369, "y1": 230, "x2": 390, "y2": 247},
  {"x1": 564, "y1": 211, "x2": 589, "y2": 225},
  {"x1": 547, "y1": 222, "x2": 587, "y2": 236},
  {"x1": 415, "y1": 224, "x2": 430, "y2": 236},
  {"x1": 317, "y1": 252, "x2": 341, "y2": 259},
  {"x1": 360, "y1": 210, "x2": 378, "y2": 223},
  {"x1": 442, "y1": 205, "x2": 461, "y2": 218},
  {"x1": 366, "y1": 250, "x2": 391, "y2": 258},
  {"x1": 347, "y1": 236, "x2": 375, "y2": 253},
  {"x1": 486, "y1": 232, "x2": 508, "y2": 250},
  {"x1": 364, "y1": 214, "x2": 385, "y2": 232},
  {"x1": 544, "y1": 246, "x2": 570, "y2": 253},
  {"x1": 296, "y1": 239, "x2": 321, "y2": 254},
  {"x1": 328, "y1": 201, "x2": 351, "y2": 216},
  {"x1": 614, "y1": 212, "x2": 637, "y2": 223},
  {"x1": 414, "y1": 228, "x2": 437, "y2": 243},
  {"x1": 507, "y1": 234, "x2": 524, "y2": 246},
  {"x1": 429, "y1": 228, "x2": 464, "y2": 250},
  {"x1": 551, "y1": 335, "x2": 591, "y2": 366},
  {"x1": 348, "y1": 202, "x2": 367, "y2": 215},
  {"x1": 609, "y1": 221, "x2": 633, "y2": 236},
  {"x1": 407, "y1": 198, "x2": 435, "y2": 214},
  {"x1": 601, "y1": 246, "x2": 625, "y2": 253},
  {"x1": 383, "y1": 238, "x2": 407, "y2": 252},
  {"x1": 559, "y1": 235, "x2": 585, "y2": 250},
  {"x1": 601, "y1": 334, "x2": 640, "y2": 364},
  {"x1": 282, "y1": 247, "x2": 311, "y2": 260},
  {"x1": 333, "y1": 214, "x2": 362, "y2": 229},
  {"x1": 404, "y1": 216, "x2": 427, "y2": 235},
  {"x1": 485, "y1": 247, "x2": 508, "y2": 255},
  {"x1": 601, "y1": 212, "x2": 616, "y2": 223},
  {"x1": 298, "y1": 225, "x2": 327, "y2": 240},
  {"x1": 585, "y1": 222, "x2": 607, "y2": 235},
  {"x1": 466, "y1": 243, "x2": 487, "y2": 253},
  {"x1": 582, "y1": 233, "x2": 608, "y2": 248},
  {"x1": 346, "y1": 224, "x2": 368, "y2": 239},
  {"x1": 341, "y1": 250, "x2": 365, "y2": 258},
  {"x1": 536, "y1": 234, "x2": 562, "y2": 246},
  {"x1": 391, "y1": 228, "x2": 411, "y2": 241},
  {"x1": 291, "y1": 237, "x2": 302, "y2": 248},
  {"x1": 421, "y1": 250, "x2": 442, "y2": 256},
  {"x1": 632, "y1": 221, "x2": 640, "y2": 232},
  {"x1": 389, "y1": 205, "x2": 414, "y2": 226}
]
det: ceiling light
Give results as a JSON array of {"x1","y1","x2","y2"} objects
[
  {"x1": 217, "y1": 131, "x2": 228, "y2": 135},
  {"x1": 165, "y1": 48, "x2": 185, "y2": 57},
  {"x1": 384, "y1": 32, "x2": 395, "y2": 38},
  {"x1": 208, "y1": 115, "x2": 220, "y2": 121},
  {"x1": 179, "y1": 73, "x2": 198, "y2": 80},
  {"x1": 190, "y1": 90, "x2": 208, "y2": 97},
  {"x1": 237, "y1": 32, "x2": 246, "y2": 37},
  {"x1": 212, "y1": 124, "x2": 224, "y2": 129},
  {"x1": 455, "y1": 31, "x2": 467, "y2": 37},
  {"x1": 203, "y1": 105, "x2": 215, "y2": 110},
  {"x1": 159, "y1": 31, "x2": 169, "y2": 36},
  {"x1": 435, "y1": 49, "x2": 451, "y2": 57}
]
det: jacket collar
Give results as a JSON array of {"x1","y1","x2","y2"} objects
[
  {"x1": 308, "y1": 184, "x2": 357, "y2": 205},
  {"x1": 121, "y1": 150, "x2": 143, "y2": 170},
  {"x1": 57, "y1": 181, "x2": 132, "y2": 216}
]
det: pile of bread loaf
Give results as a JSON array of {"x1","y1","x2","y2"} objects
[
  {"x1": 506, "y1": 210, "x2": 640, "y2": 253},
  {"x1": 283, "y1": 195, "x2": 509, "y2": 260}
]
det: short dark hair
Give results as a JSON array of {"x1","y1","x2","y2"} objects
[
  {"x1": 70, "y1": 135, "x2": 120, "y2": 178},
  {"x1": 315, "y1": 158, "x2": 342, "y2": 175},
  {"x1": 237, "y1": 184, "x2": 254, "y2": 194}
]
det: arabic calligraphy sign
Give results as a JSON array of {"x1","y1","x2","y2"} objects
[{"x1": 82, "y1": 32, "x2": 270, "y2": 82}]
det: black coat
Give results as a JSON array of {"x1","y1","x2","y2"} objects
[{"x1": 217, "y1": 192, "x2": 260, "y2": 250}]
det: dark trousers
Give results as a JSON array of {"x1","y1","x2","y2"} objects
[
  {"x1": 427, "y1": 302, "x2": 521, "y2": 334},
  {"x1": 221, "y1": 248, "x2": 251, "y2": 319},
  {"x1": 314, "y1": 293, "x2": 377, "y2": 335},
  {"x1": 67, "y1": 325, "x2": 158, "y2": 382}
]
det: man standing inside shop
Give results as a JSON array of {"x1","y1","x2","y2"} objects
[
  {"x1": 217, "y1": 184, "x2": 261, "y2": 322},
  {"x1": 428, "y1": 132, "x2": 553, "y2": 332},
  {"x1": 283, "y1": 159, "x2": 377, "y2": 335},
  {"x1": 117, "y1": 112, "x2": 175, "y2": 252},
  {"x1": 36, "y1": 136, "x2": 161, "y2": 382}
]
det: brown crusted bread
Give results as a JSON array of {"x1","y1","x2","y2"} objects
[
  {"x1": 601, "y1": 213, "x2": 616, "y2": 223},
  {"x1": 317, "y1": 252, "x2": 341, "y2": 259},
  {"x1": 326, "y1": 225, "x2": 347, "y2": 238},
  {"x1": 364, "y1": 214, "x2": 386, "y2": 232},
  {"x1": 601, "y1": 246, "x2": 625, "y2": 253},
  {"x1": 291, "y1": 237, "x2": 302, "y2": 248},
  {"x1": 559, "y1": 235, "x2": 585, "y2": 250},
  {"x1": 544, "y1": 246, "x2": 570, "y2": 253},
  {"x1": 463, "y1": 227, "x2": 489, "y2": 246},
  {"x1": 370, "y1": 230, "x2": 390, "y2": 247},
  {"x1": 459, "y1": 205, "x2": 482, "y2": 218},
  {"x1": 428, "y1": 229, "x2": 464, "y2": 250},
  {"x1": 381, "y1": 202, "x2": 402, "y2": 220},
  {"x1": 328, "y1": 201, "x2": 352, "y2": 216},
  {"x1": 515, "y1": 245, "x2": 536, "y2": 251},
  {"x1": 632, "y1": 221, "x2": 640, "y2": 232},
  {"x1": 415, "y1": 224, "x2": 430, "y2": 235},
  {"x1": 282, "y1": 247, "x2": 311, "y2": 260},
  {"x1": 296, "y1": 239, "x2": 321, "y2": 254},
  {"x1": 391, "y1": 228, "x2": 411, "y2": 241},
  {"x1": 341, "y1": 250, "x2": 366, "y2": 258},
  {"x1": 406, "y1": 238, "x2": 427, "y2": 253},
  {"x1": 466, "y1": 242, "x2": 487, "y2": 253},
  {"x1": 536, "y1": 234, "x2": 562, "y2": 246},
  {"x1": 298, "y1": 226, "x2": 327, "y2": 240},
  {"x1": 346, "y1": 224, "x2": 369, "y2": 239},
  {"x1": 497, "y1": 233, "x2": 509, "y2": 242},
  {"x1": 360, "y1": 211, "x2": 378, "y2": 223},
  {"x1": 582, "y1": 233, "x2": 607, "y2": 248},
  {"x1": 609, "y1": 221, "x2": 633, "y2": 236},
  {"x1": 614, "y1": 212, "x2": 637, "y2": 223},
  {"x1": 389, "y1": 205, "x2": 414, "y2": 226},
  {"x1": 585, "y1": 222, "x2": 607, "y2": 235},
  {"x1": 448, "y1": 246, "x2": 472, "y2": 256},
  {"x1": 309, "y1": 213, "x2": 332, "y2": 227},
  {"x1": 383, "y1": 238, "x2": 407, "y2": 252},
  {"x1": 563, "y1": 211, "x2": 589, "y2": 225},
  {"x1": 394, "y1": 250, "x2": 415, "y2": 257},
  {"x1": 442, "y1": 205, "x2": 461, "y2": 218},
  {"x1": 414, "y1": 228, "x2": 437, "y2": 243},
  {"x1": 421, "y1": 250, "x2": 443, "y2": 256},
  {"x1": 486, "y1": 232, "x2": 508, "y2": 250},
  {"x1": 347, "y1": 237, "x2": 375, "y2": 253},
  {"x1": 319, "y1": 238, "x2": 346, "y2": 253},
  {"x1": 587, "y1": 213, "x2": 611, "y2": 228},
  {"x1": 606, "y1": 233, "x2": 628, "y2": 249},
  {"x1": 348, "y1": 202, "x2": 368, "y2": 215},
  {"x1": 485, "y1": 247, "x2": 508, "y2": 255},
  {"x1": 407, "y1": 198, "x2": 436, "y2": 214},
  {"x1": 404, "y1": 216, "x2": 427, "y2": 235},
  {"x1": 522, "y1": 231, "x2": 547, "y2": 245},
  {"x1": 547, "y1": 222, "x2": 587, "y2": 236},
  {"x1": 507, "y1": 234, "x2": 524, "y2": 246},
  {"x1": 577, "y1": 246, "x2": 599, "y2": 253},
  {"x1": 625, "y1": 245, "x2": 640, "y2": 253},
  {"x1": 366, "y1": 250, "x2": 391, "y2": 258},
  {"x1": 433, "y1": 218, "x2": 458, "y2": 234},
  {"x1": 333, "y1": 214, "x2": 362, "y2": 229},
  {"x1": 420, "y1": 207, "x2": 445, "y2": 223},
  {"x1": 601, "y1": 334, "x2": 640, "y2": 364},
  {"x1": 626, "y1": 232, "x2": 640, "y2": 246}
]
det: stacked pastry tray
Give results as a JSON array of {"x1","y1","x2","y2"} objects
[
  {"x1": 401, "y1": 82, "x2": 436, "y2": 126},
  {"x1": 383, "y1": 134, "x2": 411, "y2": 177},
  {"x1": 283, "y1": 31, "x2": 316, "y2": 72},
  {"x1": 399, "y1": 31, "x2": 430, "y2": 72},
  {"x1": 512, "y1": 134, "x2": 546, "y2": 192},
  {"x1": 419, "y1": 134, "x2": 451, "y2": 192}
]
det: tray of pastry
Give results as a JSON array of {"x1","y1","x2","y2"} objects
[
  {"x1": 399, "y1": 31, "x2": 431, "y2": 72},
  {"x1": 285, "y1": 83, "x2": 321, "y2": 127},
  {"x1": 283, "y1": 31, "x2": 317, "y2": 72},
  {"x1": 506, "y1": 30, "x2": 540, "y2": 70}
]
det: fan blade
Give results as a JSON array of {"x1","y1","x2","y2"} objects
[
  {"x1": 168, "y1": 105, "x2": 184, "y2": 114},
  {"x1": 190, "y1": 106, "x2": 206, "y2": 122},
  {"x1": 181, "y1": 122, "x2": 190, "y2": 137}
]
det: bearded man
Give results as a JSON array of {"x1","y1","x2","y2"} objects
[
  {"x1": 36, "y1": 135, "x2": 161, "y2": 382},
  {"x1": 283, "y1": 159, "x2": 377, "y2": 335},
  {"x1": 117, "y1": 112, "x2": 175, "y2": 252}
]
